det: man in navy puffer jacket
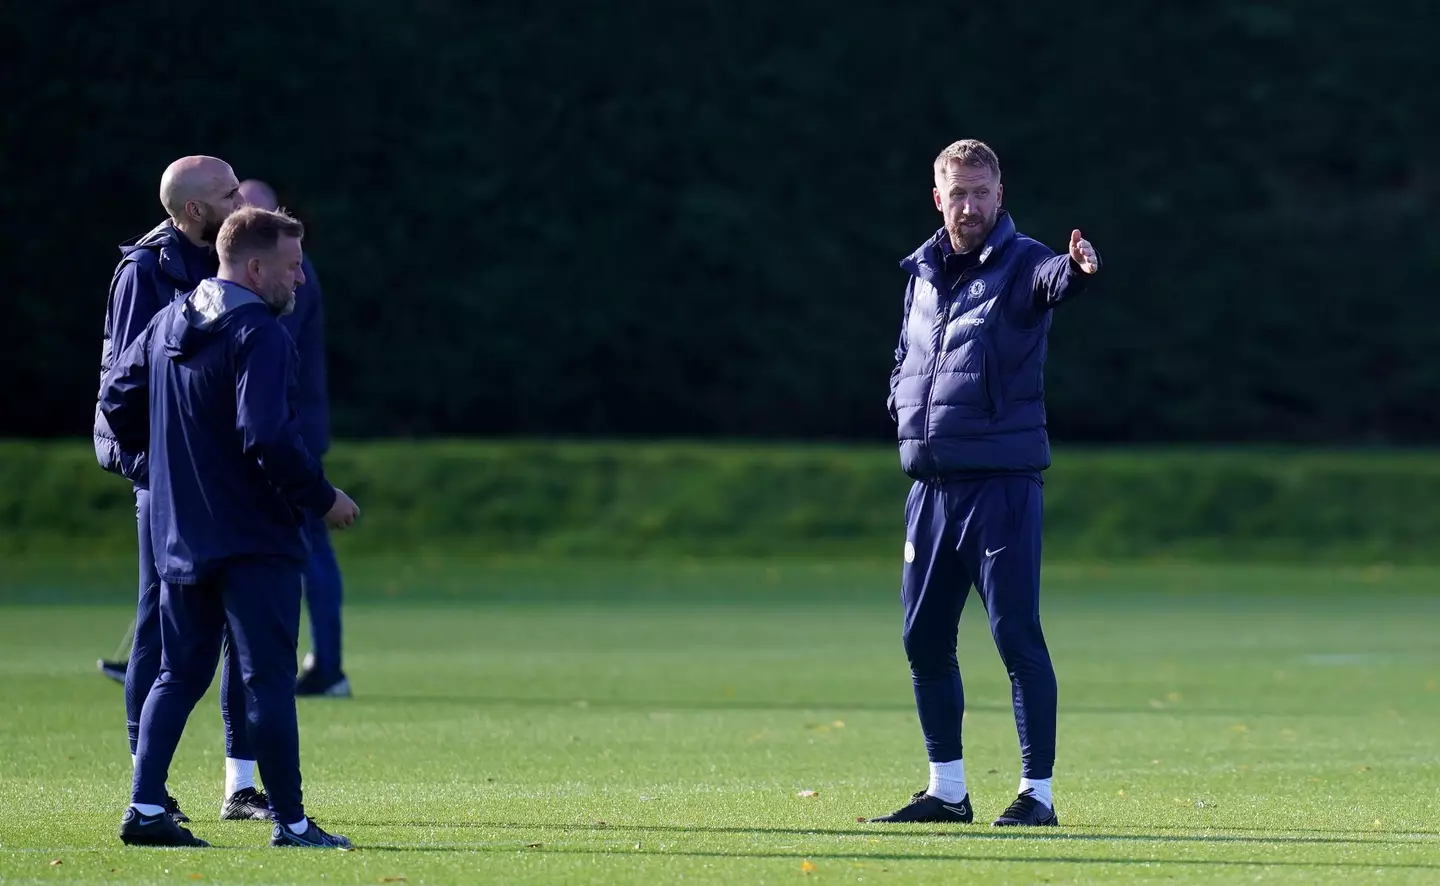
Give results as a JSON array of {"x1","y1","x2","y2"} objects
[{"x1": 868, "y1": 140, "x2": 1102, "y2": 829}]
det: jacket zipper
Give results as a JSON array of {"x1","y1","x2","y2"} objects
[{"x1": 921, "y1": 268, "x2": 976, "y2": 478}]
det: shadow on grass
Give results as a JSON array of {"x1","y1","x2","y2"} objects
[
  {"x1": 352, "y1": 841, "x2": 1440, "y2": 870},
  {"x1": 330, "y1": 819, "x2": 1439, "y2": 846},
  {"x1": 351, "y1": 693, "x2": 1266, "y2": 717}
]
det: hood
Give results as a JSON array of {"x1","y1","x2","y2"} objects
[
  {"x1": 118, "y1": 219, "x2": 196, "y2": 285},
  {"x1": 163, "y1": 278, "x2": 265, "y2": 359}
]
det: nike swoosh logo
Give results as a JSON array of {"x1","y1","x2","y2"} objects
[
  {"x1": 942, "y1": 803, "x2": 969, "y2": 815},
  {"x1": 985, "y1": 546, "x2": 1006, "y2": 557},
  {"x1": 135, "y1": 814, "x2": 165, "y2": 826}
]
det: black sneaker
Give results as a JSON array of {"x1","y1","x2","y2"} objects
[
  {"x1": 165, "y1": 795, "x2": 191, "y2": 823},
  {"x1": 119, "y1": 806, "x2": 210, "y2": 847},
  {"x1": 221, "y1": 787, "x2": 275, "y2": 821},
  {"x1": 271, "y1": 819, "x2": 353, "y2": 848},
  {"x1": 992, "y1": 789, "x2": 1058, "y2": 826},
  {"x1": 867, "y1": 790, "x2": 973, "y2": 823},
  {"x1": 296, "y1": 667, "x2": 351, "y2": 698},
  {"x1": 97, "y1": 659, "x2": 127, "y2": 684}
]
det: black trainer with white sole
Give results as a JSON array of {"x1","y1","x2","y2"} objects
[
  {"x1": 270, "y1": 819, "x2": 353, "y2": 848},
  {"x1": 992, "y1": 789, "x2": 1058, "y2": 826},
  {"x1": 221, "y1": 787, "x2": 275, "y2": 821},
  {"x1": 119, "y1": 806, "x2": 210, "y2": 847},
  {"x1": 867, "y1": 790, "x2": 974, "y2": 823}
]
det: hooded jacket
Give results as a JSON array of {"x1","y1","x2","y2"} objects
[
  {"x1": 99, "y1": 278, "x2": 337, "y2": 584},
  {"x1": 93, "y1": 220, "x2": 217, "y2": 485}
]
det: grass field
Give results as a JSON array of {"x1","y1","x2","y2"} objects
[{"x1": 1, "y1": 558, "x2": 1437, "y2": 884}]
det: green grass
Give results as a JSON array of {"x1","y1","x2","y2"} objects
[{"x1": 2, "y1": 558, "x2": 1438, "y2": 884}]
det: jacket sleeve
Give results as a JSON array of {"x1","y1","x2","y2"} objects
[
  {"x1": 1029, "y1": 246, "x2": 1100, "y2": 315},
  {"x1": 108, "y1": 261, "x2": 165, "y2": 363},
  {"x1": 294, "y1": 265, "x2": 331, "y2": 455},
  {"x1": 98, "y1": 317, "x2": 155, "y2": 455},
  {"x1": 887, "y1": 278, "x2": 916, "y2": 423},
  {"x1": 235, "y1": 322, "x2": 338, "y2": 518}
]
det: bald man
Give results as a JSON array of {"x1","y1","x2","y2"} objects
[
  {"x1": 238, "y1": 179, "x2": 350, "y2": 699},
  {"x1": 93, "y1": 156, "x2": 273, "y2": 824}
]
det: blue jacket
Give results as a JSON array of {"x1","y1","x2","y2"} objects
[
  {"x1": 93, "y1": 220, "x2": 217, "y2": 486},
  {"x1": 889, "y1": 212, "x2": 1098, "y2": 479},
  {"x1": 278, "y1": 256, "x2": 331, "y2": 457},
  {"x1": 99, "y1": 279, "x2": 338, "y2": 584}
]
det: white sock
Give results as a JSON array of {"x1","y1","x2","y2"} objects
[
  {"x1": 225, "y1": 758, "x2": 256, "y2": 796},
  {"x1": 1020, "y1": 777, "x2": 1053, "y2": 809},
  {"x1": 286, "y1": 817, "x2": 309, "y2": 835},
  {"x1": 131, "y1": 803, "x2": 166, "y2": 816},
  {"x1": 927, "y1": 759, "x2": 967, "y2": 803}
]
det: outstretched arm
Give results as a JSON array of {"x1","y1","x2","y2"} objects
[{"x1": 1032, "y1": 229, "x2": 1102, "y2": 313}]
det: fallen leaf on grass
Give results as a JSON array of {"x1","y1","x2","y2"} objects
[
  {"x1": 49, "y1": 860, "x2": 62, "y2": 866},
  {"x1": 797, "y1": 790, "x2": 820, "y2": 798},
  {"x1": 800, "y1": 860, "x2": 817, "y2": 873}
]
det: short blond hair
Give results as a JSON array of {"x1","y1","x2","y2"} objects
[
  {"x1": 216, "y1": 206, "x2": 305, "y2": 264},
  {"x1": 933, "y1": 139, "x2": 1001, "y2": 179}
]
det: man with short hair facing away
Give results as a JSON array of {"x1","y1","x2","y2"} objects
[
  {"x1": 868, "y1": 139, "x2": 1102, "y2": 827},
  {"x1": 101, "y1": 206, "x2": 361, "y2": 848},
  {"x1": 237, "y1": 178, "x2": 351, "y2": 698},
  {"x1": 93, "y1": 155, "x2": 271, "y2": 822}
]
